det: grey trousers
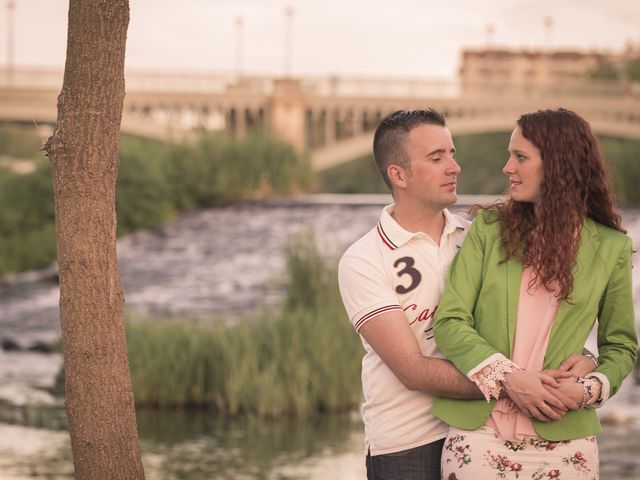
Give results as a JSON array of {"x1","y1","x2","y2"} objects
[{"x1": 366, "y1": 439, "x2": 445, "y2": 480}]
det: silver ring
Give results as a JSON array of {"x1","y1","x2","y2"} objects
[{"x1": 540, "y1": 403, "x2": 548, "y2": 409}]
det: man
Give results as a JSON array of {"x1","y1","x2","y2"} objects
[
  {"x1": 338, "y1": 109, "x2": 586, "y2": 480},
  {"x1": 338, "y1": 109, "x2": 479, "y2": 479}
]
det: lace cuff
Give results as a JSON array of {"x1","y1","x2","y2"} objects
[
  {"x1": 578, "y1": 377, "x2": 602, "y2": 408},
  {"x1": 471, "y1": 358, "x2": 520, "y2": 402}
]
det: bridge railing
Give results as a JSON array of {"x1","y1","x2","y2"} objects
[
  {"x1": 2, "y1": 67, "x2": 635, "y2": 100},
  {"x1": 0, "y1": 66, "x2": 63, "y2": 89},
  {"x1": 299, "y1": 75, "x2": 462, "y2": 98},
  {"x1": 460, "y1": 80, "x2": 634, "y2": 99}
]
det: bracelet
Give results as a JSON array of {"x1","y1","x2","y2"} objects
[
  {"x1": 576, "y1": 378, "x2": 590, "y2": 409},
  {"x1": 576, "y1": 377, "x2": 602, "y2": 409},
  {"x1": 584, "y1": 353, "x2": 599, "y2": 368}
]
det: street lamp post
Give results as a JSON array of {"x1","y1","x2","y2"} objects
[
  {"x1": 235, "y1": 15, "x2": 244, "y2": 81},
  {"x1": 6, "y1": 0, "x2": 16, "y2": 85},
  {"x1": 485, "y1": 23, "x2": 495, "y2": 47},
  {"x1": 284, "y1": 6, "x2": 294, "y2": 78},
  {"x1": 544, "y1": 16, "x2": 554, "y2": 50}
]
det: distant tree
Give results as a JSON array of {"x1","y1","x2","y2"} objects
[
  {"x1": 625, "y1": 58, "x2": 640, "y2": 82},
  {"x1": 589, "y1": 62, "x2": 620, "y2": 81},
  {"x1": 43, "y1": 1, "x2": 145, "y2": 478}
]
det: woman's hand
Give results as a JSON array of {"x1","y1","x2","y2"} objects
[
  {"x1": 547, "y1": 377, "x2": 584, "y2": 406},
  {"x1": 558, "y1": 353, "x2": 597, "y2": 378},
  {"x1": 541, "y1": 369, "x2": 581, "y2": 411},
  {"x1": 540, "y1": 377, "x2": 584, "y2": 417},
  {"x1": 502, "y1": 370, "x2": 571, "y2": 422}
]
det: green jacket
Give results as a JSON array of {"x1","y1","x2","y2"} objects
[{"x1": 433, "y1": 210, "x2": 637, "y2": 441}]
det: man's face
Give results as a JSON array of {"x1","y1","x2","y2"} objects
[{"x1": 400, "y1": 124, "x2": 460, "y2": 210}]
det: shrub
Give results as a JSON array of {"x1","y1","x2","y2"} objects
[
  {"x1": 123, "y1": 233, "x2": 362, "y2": 417},
  {"x1": 0, "y1": 126, "x2": 313, "y2": 275}
]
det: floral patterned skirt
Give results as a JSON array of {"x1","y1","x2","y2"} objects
[{"x1": 441, "y1": 426, "x2": 598, "y2": 480}]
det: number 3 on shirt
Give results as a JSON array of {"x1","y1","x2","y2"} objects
[{"x1": 394, "y1": 256, "x2": 421, "y2": 294}]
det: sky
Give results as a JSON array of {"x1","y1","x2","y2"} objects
[{"x1": 2, "y1": 0, "x2": 639, "y2": 79}]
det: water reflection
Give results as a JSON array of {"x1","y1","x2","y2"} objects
[
  {"x1": 0, "y1": 423, "x2": 72, "y2": 479},
  {"x1": 136, "y1": 409, "x2": 364, "y2": 479},
  {"x1": 598, "y1": 381, "x2": 640, "y2": 479},
  {"x1": 3, "y1": 407, "x2": 639, "y2": 479}
]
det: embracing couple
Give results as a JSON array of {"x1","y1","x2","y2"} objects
[{"x1": 338, "y1": 108, "x2": 637, "y2": 479}]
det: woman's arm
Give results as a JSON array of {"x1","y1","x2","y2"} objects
[{"x1": 594, "y1": 236, "x2": 638, "y2": 401}]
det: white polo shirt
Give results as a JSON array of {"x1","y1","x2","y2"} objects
[{"x1": 338, "y1": 204, "x2": 469, "y2": 455}]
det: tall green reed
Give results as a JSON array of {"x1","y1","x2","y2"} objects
[{"x1": 125, "y1": 232, "x2": 362, "y2": 418}]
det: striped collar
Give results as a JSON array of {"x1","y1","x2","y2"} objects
[{"x1": 376, "y1": 204, "x2": 465, "y2": 251}]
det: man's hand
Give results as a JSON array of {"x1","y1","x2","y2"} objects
[
  {"x1": 558, "y1": 353, "x2": 597, "y2": 378},
  {"x1": 502, "y1": 370, "x2": 571, "y2": 422}
]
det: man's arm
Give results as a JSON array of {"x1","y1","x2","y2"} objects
[
  {"x1": 359, "y1": 309, "x2": 482, "y2": 399},
  {"x1": 558, "y1": 352, "x2": 598, "y2": 378},
  {"x1": 357, "y1": 308, "x2": 594, "y2": 404}
]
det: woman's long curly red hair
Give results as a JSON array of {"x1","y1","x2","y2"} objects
[{"x1": 486, "y1": 108, "x2": 625, "y2": 300}]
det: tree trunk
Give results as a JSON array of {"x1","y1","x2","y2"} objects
[{"x1": 44, "y1": 1, "x2": 145, "y2": 478}]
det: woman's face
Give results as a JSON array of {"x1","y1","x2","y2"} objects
[{"x1": 503, "y1": 126, "x2": 544, "y2": 205}]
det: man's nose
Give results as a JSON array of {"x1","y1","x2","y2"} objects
[{"x1": 449, "y1": 158, "x2": 461, "y2": 174}]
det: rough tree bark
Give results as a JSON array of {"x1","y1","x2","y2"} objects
[{"x1": 43, "y1": 1, "x2": 145, "y2": 478}]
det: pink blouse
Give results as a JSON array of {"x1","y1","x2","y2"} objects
[{"x1": 486, "y1": 266, "x2": 560, "y2": 441}]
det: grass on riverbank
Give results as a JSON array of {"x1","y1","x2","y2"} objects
[
  {"x1": 0, "y1": 124, "x2": 48, "y2": 160},
  {"x1": 0, "y1": 160, "x2": 57, "y2": 274},
  {"x1": 124, "y1": 233, "x2": 362, "y2": 417},
  {"x1": 0, "y1": 125, "x2": 313, "y2": 275}
]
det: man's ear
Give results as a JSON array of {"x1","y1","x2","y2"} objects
[{"x1": 387, "y1": 164, "x2": 408, "y2": 190}]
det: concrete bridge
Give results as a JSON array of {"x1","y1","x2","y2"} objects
[{"x1": 1, "y1": 67, "x2": 638, "y2": 171}]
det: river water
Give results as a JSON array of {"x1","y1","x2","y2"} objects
[{"x1": 1, "y1": 196, "x2": 639, "y2": 479}]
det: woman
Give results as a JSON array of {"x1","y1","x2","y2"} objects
[{"x1": 433, "y1": 108, "x2": 637, "y2": 479}]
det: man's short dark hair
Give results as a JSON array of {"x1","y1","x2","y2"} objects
[{"x1": 373, "y1": 109, "x2": 446, "y2": 190}]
